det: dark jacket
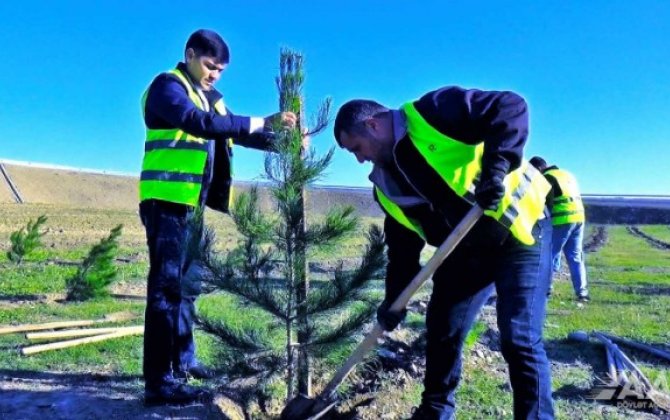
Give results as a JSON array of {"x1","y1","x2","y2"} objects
[
  {"x1": 539, "y1": 165, "x2": 561, "y2": 210},
  {"x1": 143, "y1": 62, "x2": 273, "y2": 212},
  {"x1": 379, "y1": 86, "x2": 530, "y2": 301}
]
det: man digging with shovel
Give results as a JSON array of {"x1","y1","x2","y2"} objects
[{"x1": 325, "y1": 87, "x2": 554, "y2": 419}]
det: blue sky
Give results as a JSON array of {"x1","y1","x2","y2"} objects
[{"x1": 1, "y1": 1, "x2": 668, "y2": 194}]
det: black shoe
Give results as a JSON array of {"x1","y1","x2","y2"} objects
[
  {"x1": 174, "y1": 363, "x2": 215, "y2": 380},
  {"x1": 408, "y1": 404, "x2": 453, "y2": 420},
  {"x1": 408, "y1": 405, "x2": 430, "y2": 420},
  {"x1": 144, "y1": 381, "x2": 210, "y2": 406},
  {"x1": 577, "y1": 295, "x2": 590, "y2": 303}
]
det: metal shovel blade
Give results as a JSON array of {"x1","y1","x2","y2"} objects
[{"x1": 280, "y1": 394, "x2": 337, "y2": 420}]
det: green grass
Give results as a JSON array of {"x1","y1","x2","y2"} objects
[
  {"x1": 456, "y1": 369, "x2": 514, "y2": 419},
  {"x1": 589, "y1": 226, "x2": 670, "y2": 269},
  {"x1": 0, "y1": 298, "x2": 145, "y2": 376},
  {"x1": 0, "y1": 257, "x2": 147, "y2": 298},
  {"x1": 538, "y1": 224, "x2": 670, "y2": 418},
  {"x1": 2, "y1": 205, "x2": 669, "y2": 419},
  {"x1": 464, "y1": 320, "x2": 487, "y2": 350},
  {"x1": 638, "y1": 225, "x2": 670, "y2": 243}
]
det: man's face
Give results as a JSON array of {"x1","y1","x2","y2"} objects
[
  {"x1": 339, "y1": 120, "x2": 393, "y2": 166},
  {"x1": 185, "y1": 49, "x2": 226, "y2": 91}
]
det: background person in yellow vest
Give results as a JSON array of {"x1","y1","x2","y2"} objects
[
  {"x1": 334, "y1": 88, "x2": 554, "y2": 419},
  {"x1": 139, "y1": 29, "x2": 296, "y2": 406},
  {"x1": 529, "y1": 157, "x2": 589, "y2": 302}
]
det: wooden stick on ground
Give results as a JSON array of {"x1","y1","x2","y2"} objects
[
  {"x1": 26, "y1": 325, "x2": 143, "y2": 340},
  {"x1": 21, "y1": 328, "x2": 144, "y2": 356},
  {"x1": 593, "y1": 332, "x2": 630, "y2": 384},
  {"x1": 601, "y1": 332, "x2": 670, "y2": 363},
  {"x1": 0, "y1": 312, "x2": 136, "y2": 335},
  {"x1": 594, "y1": 332, "x2": 653, "y2": 390},
  {"x1": 591, "y1": 331, "x2": 670, "y2": 412},
  {"x1": 604, "y1": 345, "x2": 618, "y2": 383}
]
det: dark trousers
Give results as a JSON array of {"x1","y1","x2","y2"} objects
[
  {"x1": 422, "y1": 216, "x2": 554, "y2": 419},
  {"x1": 139, "y1": 200, "x2": 201, "y2": 387}
]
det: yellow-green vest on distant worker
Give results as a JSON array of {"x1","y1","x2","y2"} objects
[
  {"x1": 544, "y1": 168, "x2": 585, "y2": 225},
  {"x1": 375, "y1": 102, "x2": 551, "y2": 246},
  {"x1": 139, "y1": 68, "x2": 231, "y2": 207}
]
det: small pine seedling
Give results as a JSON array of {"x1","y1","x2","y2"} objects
[
  {"x1": 66, "y1": 224, "x2": 123, "y2": 301},
  {"x1": 7, "y1": 215, "x2": 48, "y2": 264}
]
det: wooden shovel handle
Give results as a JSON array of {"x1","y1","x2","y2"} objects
[{"x1": 318, "y1": 205, "x2": 484, "y2": 401}]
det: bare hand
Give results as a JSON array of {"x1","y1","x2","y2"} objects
[
  {"x1": 301, "y1": 128, "x2": 311, "y2": 149},
  {"x1": 264, "y1": 112, "x2": 297, "y2": 131}
]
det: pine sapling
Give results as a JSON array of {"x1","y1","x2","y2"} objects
[
  {"x1": 198, "y1": 48, "x2": 387, "y2": 405},
  {"x1": 7, "y1": 215, "x2": 48, "y2": 264},
  {"x1": 66, "y1": 224, "x2": 123, "y2": 301}
]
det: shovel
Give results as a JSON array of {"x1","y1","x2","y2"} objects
[{"x1": 281, "y1": 205, "x2": 484, "y2": 420}]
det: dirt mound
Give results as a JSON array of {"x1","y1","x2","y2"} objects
[
  {"x1": 0, "y1": 183, "x2": 13, "y2": 203},
  {"x1": 627, "y1": 226, "x2": 670, "y2": 250},
  {"x1": 584, "y1": 226, "x2": 609, "y2": 253},
  {"x1": 0, "y1": 162, "x2": 382, "y2": 216},
  {"x1": 3, "y1": 164, "x2": 138, "y2": 210}
]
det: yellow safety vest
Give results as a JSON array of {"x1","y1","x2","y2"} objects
[
  {"x1": 139, "y1": 68, "x2": 232, "y2": 207},
  {"x1": 544, "y1": 168, "x2": 585, "y2": 225},
  {"x1": 375, "y1": 102, "x2": 550, "y2": 246}
]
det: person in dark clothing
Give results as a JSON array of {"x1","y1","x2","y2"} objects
[
  {"x1": 139, "y1": 29, "x2": 296, "y2": 406},
  {"x1": 334, "y1": 87, "x2": 555, "y2": 419}
]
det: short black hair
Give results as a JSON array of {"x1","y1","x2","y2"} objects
[
  {"x1": 529, "y1": 156, "x2": 548, "y2": 172},
  {"x1": 333, "y1": 99, "x2": 389, "y2": 146},
  {"x1": 185, "y1": 29, "x2": 230, "y2": 64}
]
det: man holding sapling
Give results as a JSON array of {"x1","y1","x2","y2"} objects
[
  {"x1": 334, "y1": 87, "x2": 555, "y2": 419},
  {"x1": 139, "y1": 29, "x2": 296, "y2": 406}
]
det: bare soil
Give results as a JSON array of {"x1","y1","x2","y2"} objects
[
  {"x1": 0, "y1": 370, "x2": 232, "y2": 419},
  {"x1": 627, "y1": 226, "x2": 670, "y2": 250},
  {"x1": 0, "y1": 179, "x2": 14, "y2": 203},
  {"x1": 2, "y1": 164, "x2": 139, "y2": 210},
  {"x1": 584, "y1": 225, "x2": 609, "y2": 253}
]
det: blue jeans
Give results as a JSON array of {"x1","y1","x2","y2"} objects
[
  {"x1": 421, "y1": 216, "x2": 554, "y2": 419},
  {"x1": 551, "y1": 223, "x2": 588, "y2": 298},
  {"x1": 139, "y1": 200, "x2": 201, "y2": 387}
]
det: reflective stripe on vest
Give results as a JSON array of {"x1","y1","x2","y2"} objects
[
  {"x1": 545, "y1": 168, "x2": 584, "y2": 225},
  {"x1": 139, "y1": 68, "x2": 233, "y2": 207},
  {"x1": 374, "y1": 187, "x2": 426, "y2": 240},
  {"x1": 399, "y1": 102, "x2": 550, "y2": 245}
]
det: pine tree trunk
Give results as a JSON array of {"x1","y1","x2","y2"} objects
[
  {"x1": 286, "y1": 310, "x2": 295, "y2": 400},
  {"x1": 285, "y1": 238, "x2": 297, "y2": 400},
  {"x1": 295, "y1": 111, "x2": 311, "y2": 396},
  {"x1": 296, "y1": 228, "x2": 311, "y2": 395},
  {"x1": 277, "y1": 49, "x2": 312, "y2": 397}
]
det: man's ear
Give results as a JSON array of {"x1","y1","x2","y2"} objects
[
  {"x1": 364, "y1": 118, "x2": 378, "y2": 132},
  {"x1": 185, "y1": 48, "x2": 195, "y2": 63}
]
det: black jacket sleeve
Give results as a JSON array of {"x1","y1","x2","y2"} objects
[
  {"x1": 383, "y1": 215, "x2": 424, "y2": 303},
  {"x1": 542, "y1": 172, "x2": 562, "y2": 210},
  {"x1": 220, "y1": 106, "x2": 275, "y2": 151},
  {"x1": 145, "y1": 74, "x2": 251, "y2": 139},
  {"x1": 413, "y1": 86, "x2": 529, "y2": 177}
]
